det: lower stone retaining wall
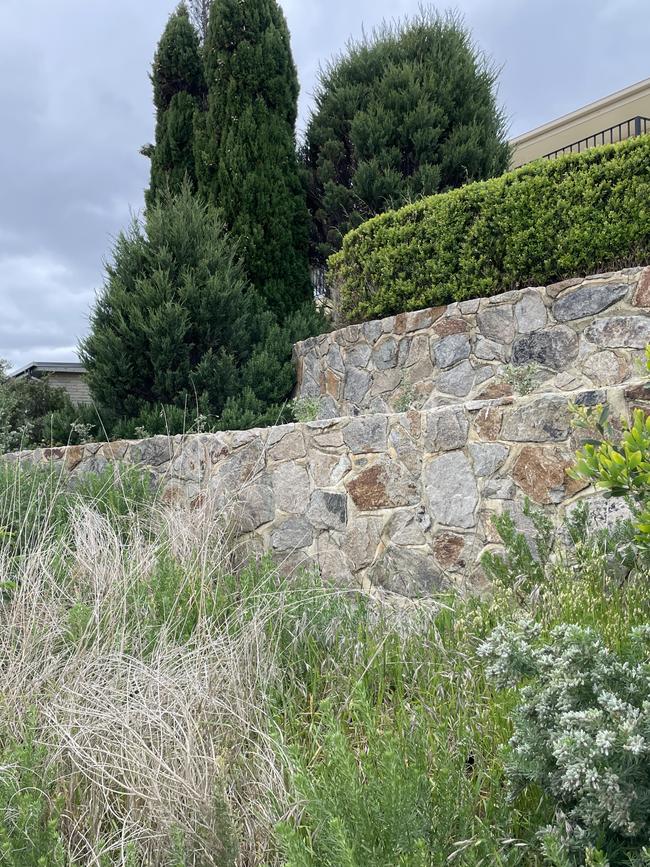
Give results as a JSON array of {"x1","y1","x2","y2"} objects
[{"x1": 9, "y1": 381, "x2": 649, "y2": 596}]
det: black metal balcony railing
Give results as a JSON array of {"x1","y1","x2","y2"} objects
[
  {"x1": 311, "y1": 266, "x2": 330, "y2": 299},
  {"x1": 542, "y1": 115, "x2": 650, "y2": 161}
]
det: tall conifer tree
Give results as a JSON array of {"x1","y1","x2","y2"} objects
[
  {"x1": 144, "y1": 4, "x2": 205, "y2": 206},
  {"x1": 196, "y1": 0, "x2": 310, "y2": 316},
  {"x1": 305, "y1": 11, "x2": 510, "y2": 262}
]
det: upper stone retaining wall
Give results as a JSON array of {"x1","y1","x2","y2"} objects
[
  {"x1": 8, "y1": 381, "x2": 649, "y2": 597},
  {"x1": 294, "y1": 267, "x2": 650, "y2": 418}
]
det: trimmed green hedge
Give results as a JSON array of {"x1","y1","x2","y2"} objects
[{"x1": 329, "y1": 135, "x2": 650, "y2": 322}]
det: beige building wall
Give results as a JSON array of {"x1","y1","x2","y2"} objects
[
  {"x1": 46, "y1": 372, "x2": 92, "y2": 406},
  {"x1": 511, "y1": 77, "x2": 650, "y2": 168}
]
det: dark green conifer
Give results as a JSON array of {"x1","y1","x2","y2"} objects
[
  {"x1": 79, "y1": 186, "x2": 323, "y2": 434},
  {"x1": 197, "y1": 0, "x2": 310, "y2": 316},
  {"x1": 144, "y1": 4, "x2": 205, "y2": 206},
  {"x1": 305, "y1": 10, "x2": 510, "y2": 262}
]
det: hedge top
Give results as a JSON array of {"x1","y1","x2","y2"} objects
[{"x1": 329, "y1": 135, "x2": 650, "y2": 323}]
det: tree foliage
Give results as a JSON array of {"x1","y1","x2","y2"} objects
[
  {"x1": 305, "y1": 10, "x2": 510, "y2": 262},
  {"x1": 80, "y1": 186, "x2": 323, "y2": 435},
  {"x1": 196, "y1": 0, "x2": 311, "y2": 316},
  {"x1": 145, "y1": 3, "x2": 205, "y2": 206}
]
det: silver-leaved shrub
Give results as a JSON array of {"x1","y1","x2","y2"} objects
[{"x1": 480, "y1": 619, "x2": 650, "y2": 861}]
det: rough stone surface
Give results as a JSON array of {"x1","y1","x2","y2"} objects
[
  {"x1": 515, "y1": 291, "x2": 547, "y2": 333},
  {"x1": 424, "y1": 452, "x2": 478, "y2": 529},
  {"x1": 370, "y1": 546, "x2": 445, "y2": 598},
  {"x1": 584, "y1": 316, "x2": 650, "y2": 349},
  {"x1": 511, "y1": 327, "x2": 579, "y2": 370},
  {"x1": 346, "y1": 460, "x2": 418, "y2": 510},
  {"x1": 308, "y1": 490, "x2": 347, "y2": 530},
  {"x1": 423, "y1": 407, "x2": 469, "y2": 452},
  {"x1": 295, "y1": 267, "x2": 646, "y2": 419},
  {"x1": 501, "y1": 396, "x2": 571, "y2": 442},
  {"x1": 553, "y1": 282, "x2": 628, "y2": 321},
  {"x1": 433, "y1": 333, "x2": 471, "y2": 368}
]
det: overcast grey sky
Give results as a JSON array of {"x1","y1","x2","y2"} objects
[{"x1": 0, "y1": 0, "x2": 648, "y2": 370}]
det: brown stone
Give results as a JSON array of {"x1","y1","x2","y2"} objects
[
  {"x1": 625, "y1": 382, "x2": 650, "y2": 403},
  {"x1": 325, "y1": 368, "x2": 341, "y2": 398},
  {"x1": 404, "y1": 307, "x2": 444, "y2": 332},
  {"x1": 345, "y1": 461, "x2": 418, "y2": 510},
  {"x1": 473, "y1": 405, "x2": 503, "y2": 441},
  {"x1": 432, "y1": 532, "x2": 466, "y2": 569},
  {"x1": 633, "y1": 267, "x2": 650, "y2": 308},
  {"x1": 99, "y1": 441, "x2": 128, "y2": 460},
  {"x1": 512, "y1": 445, "x2": 588, "y2": 505},
  {"x1": 434, "y1": 317, "x2": 469, "y2": 337},
  {"x1": 478, "y1": 381, "x2": 513, "y2": 400},
  {"x1": 64, "y1": 445, "x2": 84, "y2": 471}
]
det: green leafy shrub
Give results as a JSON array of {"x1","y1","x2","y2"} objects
[
  {"x1": 480, "y1": 620, "x2": 650, "y2": 864},
  {"x1": 0, "y1": 734, "x2": 65, "y2": 866},
  {"x1": 330, "y1": 135, "x2": 650, "y2": 322}
]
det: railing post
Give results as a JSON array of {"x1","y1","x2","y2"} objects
[{"x1": 634, "y1": 116, "x2": 642, "y2": 137}]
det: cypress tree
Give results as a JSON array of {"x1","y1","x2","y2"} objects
[
  {"x1": 144, "y1": 4, "x2": 205, "y2": 206},
  {"x1": 196, "y1": 0, "x2": 310, "y2": 317},
  {"x1": 79, "y1": 186, "x2": 324, "y2": 435},
  {"x1": 305, "y1": 10, "x2": 510, "y2": 262}
]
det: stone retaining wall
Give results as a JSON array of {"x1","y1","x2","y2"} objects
[
  {"x1": 294, "y1": 267, "x2": 650, "y2": 419},
  {"x1": 8, "y1": 381, "x2": 649, "y2": 597}
]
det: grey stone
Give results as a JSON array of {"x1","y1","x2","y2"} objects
[
  {"x1": 584, "y1": 315, "x2": 650, "y2": 349},
  {"x1": 326, "y1": 343, "x2": 345, "y2": 374},
  {"x1": 484, "y1": 478, "x2": 516, "y2": 499},
  {"x1": 371, "y1": 368, "x2": 403, "y2": 396},
  {"x1": 475, "y1": 337, "x2": 509, "y2": 362},
  {"x1": 423, "y1": 406, "x2": 469, "y2": 452},
  {"x1": 583, "y1": 350, "x2": 629, "y2": 386},
  {"x1": 362, "y1": 319, "x2": 384, "y2": 342},
  {"x1": 346, "y1": 343, "x2": 372, "y2": 368},
  {"x1": 308, "y1": 490, "x2": 347, "y2": 530},
  {"x1": 273, "y1": 462, "x2": 310, "y2": 513},
  {"x1": 437, "y1": 361, "x2": 493, "y2": 397},
  {"x1": 370, "y1": 546, "x2": 445, "y2": 598},
  {"x1": 236, "y1": 479, "x2": 275, "y2": 532},
  {"x1": 385, "y1": 509, "x2": 430, "y2": 546},
  {"x1": 515, "y1": 291, "x2": 547, "y2": 333},
  {"x1": 299, "y1": 374, "x2": 321, "y2": 398},
  {"x1": 343, "y1": 368, "x2": 372, "y2": 404},
  {"x1": 272, "y1": 517, "x2": 314, "y2": 551},
  {"x1": 565, "y1": 494, "x2": 633, "y2": 533},
  {"x1": 501, "y1": 395, "x2": 571, "y2": 442},
  {"x1": 316, "y1": 396, "x2": 341, "y2": 420},
  {"x1": 459, "y1": 298, "x2": 480, "y2": 314},
  {"x1": 469, "y1": 443, "x2": 509, "y2": 477},
  {"x1": 129, "y1": 435, "x2": 174, "y2": 467},
  {"x1": 343, "y1": 517, "x2": 383, "y2": 570},
  {"x1": 267, "y1": 427, "x2": 306, "y2": 462},
  {"x1": 424, "y1": 451, "x2": 479, "y2": 529},
  {"x1": 511, "y1": 326, "x2": 579, "y2": 370},
  {"x1": 433, "y1": 333, "x2": 471, "y2": 369},
  {"x1": 373, "y1": 337, "x2": 399, "y2": 370},
  {"x1": 343, "y1": 416, "x2": 388, "y2": 454},
  {"x1": 477, "y1": 306, "x2": 515, "y2": 342},
  {"x1": 212, "y1": 439, "x2": 264, "y2": 488},
  {"x1": 553, "y1": 282, "x2": 628, "y2": 322}
]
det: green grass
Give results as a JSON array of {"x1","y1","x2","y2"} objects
[{"x1": 0, "y1": 463, "x2": 648, "y2": 865}]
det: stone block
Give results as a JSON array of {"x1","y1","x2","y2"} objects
[{"x1": 424, "y1": 451, "x2": 478, "y2": 529}]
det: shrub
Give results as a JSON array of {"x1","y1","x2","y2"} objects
[
  {"x1": 330, "y1": 135, "x2": 650, "y2": 322},
  {"x1": 480, "y1": 620, "x2": 650, "y2": 863}
]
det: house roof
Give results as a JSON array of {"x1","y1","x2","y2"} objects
[{"x1": 10, "y1": 361, "x2": 87, "y2": 378}]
